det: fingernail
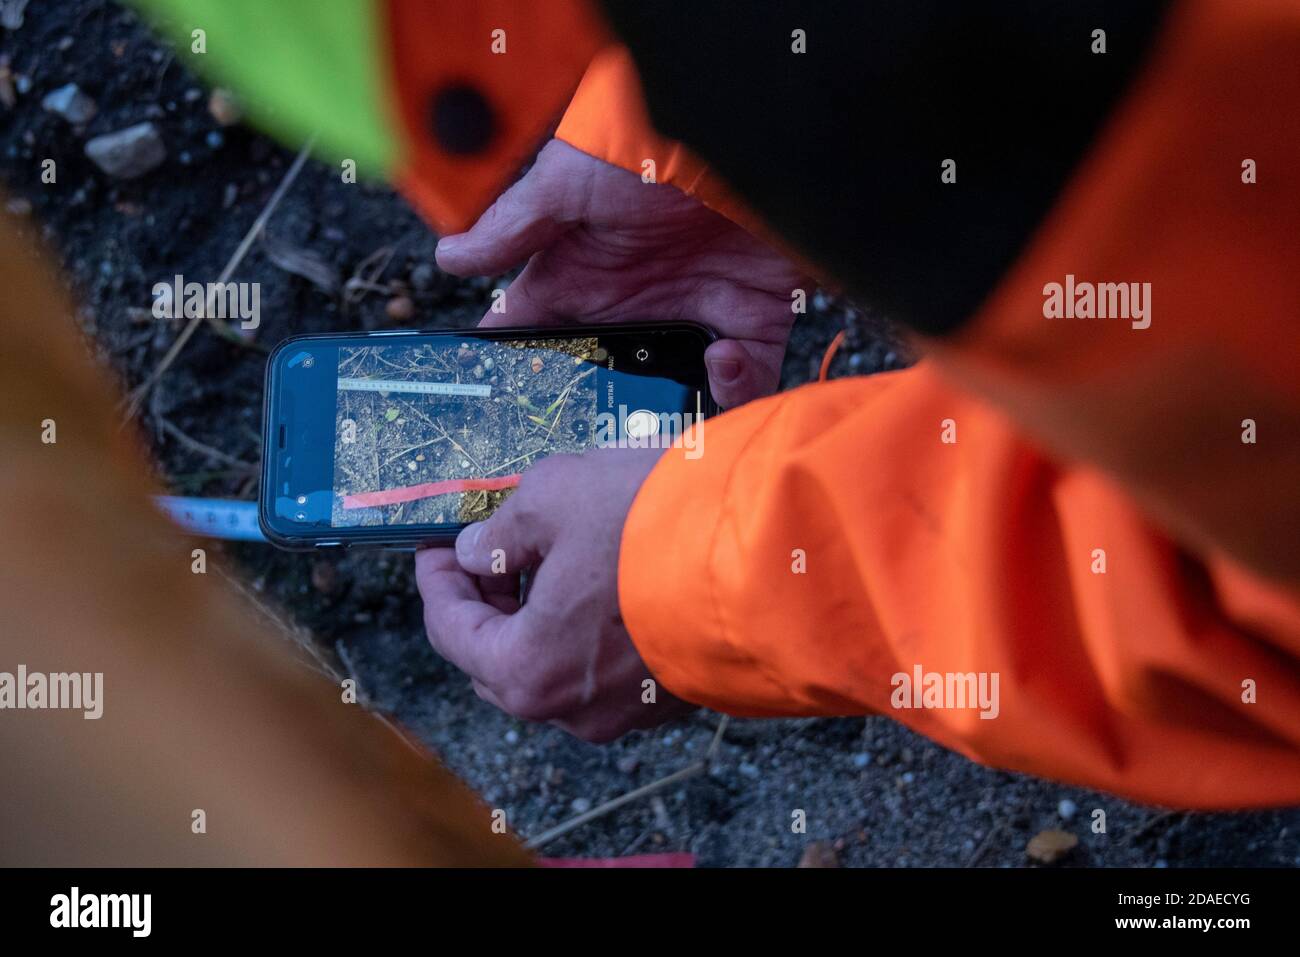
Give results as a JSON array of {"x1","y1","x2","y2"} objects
[
  {"x1": 455, "y1": 522, "x2": 482, "y2": 562},
  {"x1": 707, "y1": 358, "x2": 742, "y2": 384}
]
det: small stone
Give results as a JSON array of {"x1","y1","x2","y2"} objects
[
  {"x1": 472, "y1": 364, "x2": 484, "y2": 379},
  {"x1": 1057, "y1": 798, "x2": 1078, "y2": 821},
  {"x1": 85, "y1": 123, "x2": 166, "y2": 179},
  {"x1": 456, "y1": 345, "x2": 477, "y2": 367},
  {"x1": 459, "y1": 459, "x2": 470, "y2": 469},
  {"x1": 409, "y1": 262, "x2": 437, "y2": 293},
  {"x1": 504, "y1": 729, "x2": 519, "y2": 745},
  {"x1": 310, "y1": 560, "x2": 339, "y2": 596},
  {"x1": 482, "y1": 357, "x2": 494, "y2": 370},
  {"x1": 407, "y1": 461, "x2": 417, "y2": 471},
  {"x1": 205, "y1": 130, "x2": 224, "y2": 150},
  {"x1": 798, "y1": 842, "x2": 839, "y2": 868},
  {"x1": 570, "y1": 797, "x2": 592, "y2": 814},
  {"x1": 530, "y1": 357, "x2": 544, "y2": 373},
  {"x1": 615, "y1": 754, "x2": 640, "y2": 775},
  {"x1": 1025, "y1": 829, "x2": 1078, "y2": 865},
  {"x1": 41, "y1": 83, "x2": 97, "y2": 125},
  {"x1": 385, "y1": 295, "x2": 414, "y2": 321},
  {"x1": 208, "y1": 88, "x2": 242, "y2": 126},
  {"x1": 852, "y1": 752, "x2": 872, "y2": 768}
]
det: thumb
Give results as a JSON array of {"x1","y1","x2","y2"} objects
[
  {"x1": 436, "y1": 153, "x2": 577, "y2": 277},
  {"x1": 455, "y1": 497, "x2": 549, "y2": 578},
  {"x1": 704, "y1": 338, "x2": 782, "y2": 409}
]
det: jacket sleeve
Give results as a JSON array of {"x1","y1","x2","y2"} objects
[
  {"x1": 620, "y1": 365, "x2": 1300, "y2": 809},
  {"x1": 556, "y1": 45, "x2": 771, "y2": 241},
  {"x1": 614, "y1": 0, "x2": 1300, "y2": 809}
]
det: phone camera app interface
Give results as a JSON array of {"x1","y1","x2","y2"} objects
[{"x1": 332, "y1": 337, "x2": 600, "y2": 528}]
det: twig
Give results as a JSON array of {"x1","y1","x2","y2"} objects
[
  {"x1": 963, "y1": 821, "x2": 1005, "y2": 867},
  {"x1": 1130, "y1": 810, "x2": 1184, "y2": 844},
  {"x1": 705, "y1": 714, "x2": 730, "y2": 761},
  {"x1": 159, "y1": 418, "x2": 256, "y2": 472},
  {"x1": 121, "y1": 135, "x2": 318, "y2": 421},
  {"x1": 525, "y1": 762, "x2": 704, "y2": 851},
  {"x1": 215, "y1": 565, "x2": 339, "y2": 681},
  {"x1": 523, "y1": 714, "x2": 729, "y2": 851},
  {"x1": 382, "y1": 434, "x2": 448, "y2": 467},
  {"x1": 343, "y1": 245, "x2": 398, "y2": 305}
]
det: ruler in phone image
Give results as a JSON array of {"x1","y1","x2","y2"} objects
[
  {"x1": 336, "y1": 378, "x2": 492, "y2": 397},
  {"x1": 155, "y1": 496, "x2": 267, "y2": 542}
]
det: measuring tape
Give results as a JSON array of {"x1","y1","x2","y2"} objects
[
  {"x1": 337, "y1": 378, "x2": 492, "y2": 398},
  {"x1": 155, "y1": 496, "x2": 267, "y2": 542}
]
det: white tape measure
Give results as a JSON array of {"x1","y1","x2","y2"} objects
[
  {"x1": 155, "y1": 496, "x2": 266, "y2": 542},
  {"x1": 336, "y1": 378, "x2": 492, "y2": 398}
]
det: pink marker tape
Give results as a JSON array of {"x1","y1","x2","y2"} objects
[{"x1": 342, "y1": 474, "x2": 521, "y2": 509}]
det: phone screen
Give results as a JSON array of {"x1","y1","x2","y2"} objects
[{"x1": 261, "y1": 324, "x2": 714, "y2": 546}]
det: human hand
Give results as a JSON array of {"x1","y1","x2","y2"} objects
[
  {"x1": 415, "y1": 446, "x2": 697, "y2": 742},
  {"x1": 435, "y1": 139, "x2": 807, "y2": 408}
]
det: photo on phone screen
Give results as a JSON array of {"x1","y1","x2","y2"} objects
[
  {"x1": 333, "y1": 334, "x2": 600, "y2": 528},
  {"x1": 260, "y1": 323, "x2": 715, "y2": 548}
]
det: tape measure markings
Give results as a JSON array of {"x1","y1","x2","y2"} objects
[{"x1": 336, "y1": 378, "x2": 492, "y2": 398}]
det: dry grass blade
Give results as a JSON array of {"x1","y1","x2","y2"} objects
[
  {"x1": 158, "y1": 418, "x2": 256, "y2": 472},
  {"x1": 523, "y1": 715, "x2": 730, "y2": 851},
  {"x1": 120, "y1": 134, "x2": 318, "y2": 422}
]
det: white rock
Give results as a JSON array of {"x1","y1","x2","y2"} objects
[
  {"x1": 85, "y1": 122, "x2": 166, "y2": 179},
  {"x1": 41, "y1": 83, "x2": 97, "y2": 125}
]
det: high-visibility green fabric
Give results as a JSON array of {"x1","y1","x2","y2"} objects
[{"x1": 133, "y1": 0, "x2": 398, "y2": 175}]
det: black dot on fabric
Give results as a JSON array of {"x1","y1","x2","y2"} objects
[{"x1": 429, "y1": 85, "x2": 497, "y2": 156}]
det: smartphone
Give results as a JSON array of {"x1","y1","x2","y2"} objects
[{"x1": 259, "y1": 322, "x2": 717, "y2": 550}]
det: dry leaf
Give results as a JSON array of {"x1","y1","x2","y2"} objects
[
  {"x1": 1026, "y1": 829, "x2": 1078, "y2": 864},
  {"x1": 797, "y1": 842, "x2": 839, "y2": 868},
  {"x1": 261, "y1": 232, "x2": 339, "y2": 294}
]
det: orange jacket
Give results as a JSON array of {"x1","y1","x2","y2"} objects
[{"x1": 392, "y1": 0, "x2": 1300, "y2": 808}]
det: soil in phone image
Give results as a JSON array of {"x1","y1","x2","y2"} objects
[{"x1": 332, "y1": 337, "x2": 599, "y2": 527}]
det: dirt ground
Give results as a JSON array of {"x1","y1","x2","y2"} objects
[{"x1": 3, "y1": 0, "x2": 1296, "y2": 867}]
